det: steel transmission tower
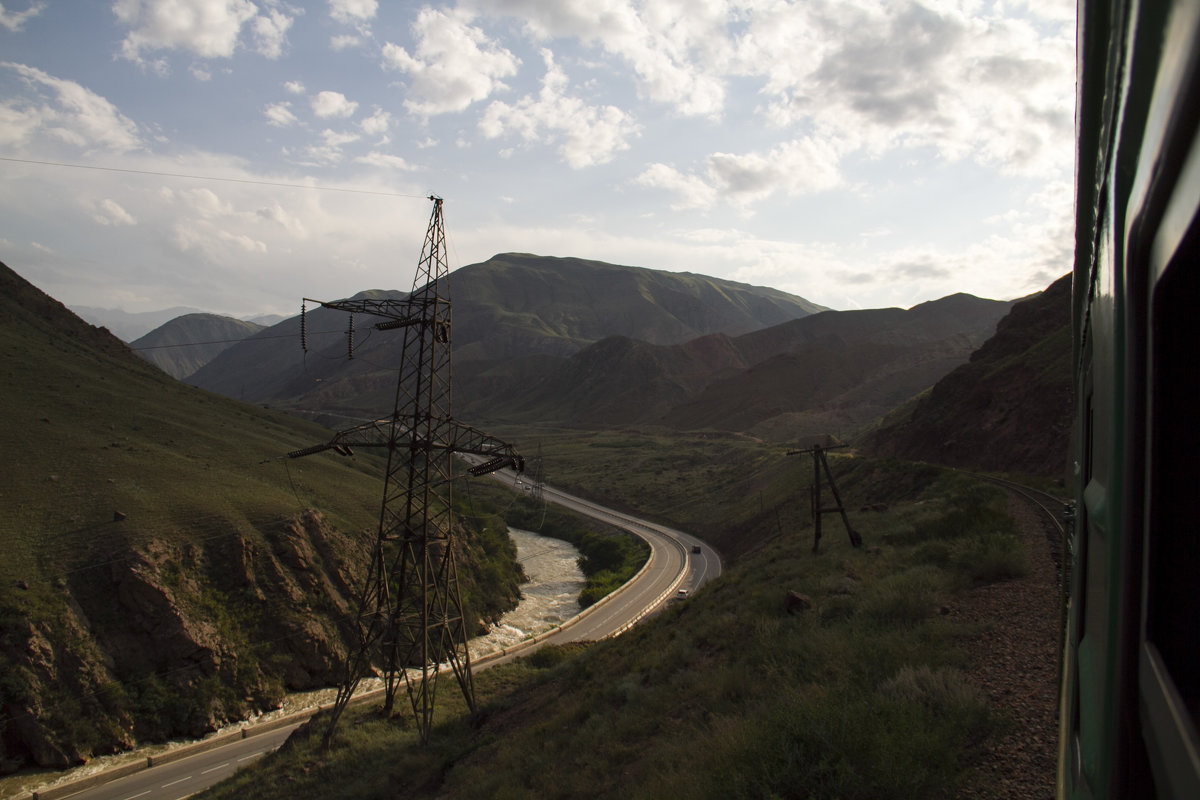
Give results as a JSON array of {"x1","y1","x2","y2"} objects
[{"x1": 288, "y1": 196, "x2": 523, "y2": 745}]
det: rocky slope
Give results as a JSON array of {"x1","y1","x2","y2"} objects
[
  {"x1": 0, "y1": 261, "x2": 524, "y2": 774},
  {"x1": 861, "y1": 274, "x2": 1073, "y2": 478}
]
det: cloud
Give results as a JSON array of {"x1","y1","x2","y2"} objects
[
  {"x1": 283, "y1": 80, "x2": 305, "y2": 94},
  {"x1": 112, "y1": 0, "x2": 258, "y2": 63},
  {"x1": 0, "y1": 1, "x2": 45, "y2": 32},
  {"x1": 381, "y1": 6, "x2": 519, "y2": 116},
  {"x1": 738, "y1": 2, "x2": 1074, "y2": 175},
  {"x1": 354, "y1": 151, "x2": 415, "y2": 170},
  {"x1": 478, "y1": 49, "x2": 639, "y2": 168},
  {"x1": 359, "y1": 107, "x2": 391, "y2": 136},
  {"x1": 0, "y1": 62, "x2": 142, "y2": 152},
  {"x1": 252, "y1": 8, "x2": 294, "y2": 59},
  {"x1": 263, "y1": 101, "x2": 298, "y2": 127},
  {"x1": 634, "y1": 163, "x2": 718, "y2": 210},
  {"x1": 295, "y1": 128, "x2": 361, "y2": 165},
  {"x1": 330, "y1": 33, "x2": 362, "y2": 51},
  {"x1": 465, "y1": 0, "x2": 729, "y2": 117},
  {"x1": 310, "y1": 90, "x2": 358, "y2": 118},
  {"x1": 328, "y1": 0, "x2": 376, "y2": 25},
  {"x1": 92, "y1": 198, "x2": 137, "y2": 227},
  {"x1": 636, "y1": 136, "x2": 846, "y2": 210}
]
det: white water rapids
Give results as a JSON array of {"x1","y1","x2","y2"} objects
[{"x1": 468, "y1": 527, "x2": 585, "y2": 659}]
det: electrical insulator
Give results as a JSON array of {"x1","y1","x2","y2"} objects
[
  {"x1": 300, "y1": 300, "x2": 308, "y2": 352},
  {"x1": 347, "y1": 313, "x2": 355, "y2": 359}
]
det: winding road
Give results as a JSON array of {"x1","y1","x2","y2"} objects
[{"x1": 21, "y1": 476, "x2": 720, "y2": 800}]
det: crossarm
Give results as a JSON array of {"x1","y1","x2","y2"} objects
[{"x1": 287, "y1": 417, "x2": 523, "y2": 474}]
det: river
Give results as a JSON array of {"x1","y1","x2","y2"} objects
[
  {"x1": 0, "y1": 528, "x2": 583, "y2": 799},
  {"x1": 469, "y1": 527, "x2": 585, "y2": 658}
]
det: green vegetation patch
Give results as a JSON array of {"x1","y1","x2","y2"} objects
[{"x1": 199, "y1": 455, "x2": 1029, "y2": 800}]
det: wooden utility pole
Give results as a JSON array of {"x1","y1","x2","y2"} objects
[{"x1": 787, "y1": 444, "x2": 861, "y2": 553}]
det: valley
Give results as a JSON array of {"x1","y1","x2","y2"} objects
[{"x1": 1, "y1": 253, "x2": 1073, "y2": 799}]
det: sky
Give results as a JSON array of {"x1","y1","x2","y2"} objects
[{"x1": 0, "y1": 0, "x2": 1076, "y2": 318}]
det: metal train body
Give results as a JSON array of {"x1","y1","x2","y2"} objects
[{"x1": 1060, "y1": 1, "x2": 1200, "y2": 797}]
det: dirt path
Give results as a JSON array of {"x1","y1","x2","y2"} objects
[{"x1": 955, "y1": 494, "x2": 1062, "y2": 799}]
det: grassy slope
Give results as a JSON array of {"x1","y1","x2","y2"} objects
[
  {"x1": 130, "y1": 313, "x2": 264, "y2": 379},
  {"x1": 200, "y1": 450, "x2": 1026, "y2": 800},
  {"x1": 0, "y1": 266, "x2": 384, "y2": 583},
  {"x1": 0, "y1": 263, "x2": 527, "y2": 767}
]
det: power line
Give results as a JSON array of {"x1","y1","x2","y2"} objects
[
  {"x1": 129, "y1": 329, "x2": 343, "y2": 351},
  {"x1": 0, "y1": 155, "x2": 430, "y2": 199}
]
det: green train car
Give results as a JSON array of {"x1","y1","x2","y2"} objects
[{"x1": 1060, "y1": 0, "x2": 1200, "y2": 797}]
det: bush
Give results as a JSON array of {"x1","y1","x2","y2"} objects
[{"x1": 955, "y1": 533, "x2": 1029, "y2": 585}]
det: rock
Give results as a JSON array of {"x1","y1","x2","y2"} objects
[{"x1": 784, "y1": 591, "x2": 812, "y2": 614}]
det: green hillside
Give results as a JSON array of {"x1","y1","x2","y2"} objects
[
  {"x1": 131, "y1": 313, "x2": 264, "y2": 379},
  {"x1": 0, "y1": 262, "x2": 525, "y2": 773},
  {"x1": 200, "y1": 445, "x2": 1028, "y2": 800}
]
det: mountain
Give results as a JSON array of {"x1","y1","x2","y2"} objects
[
  {"x1": 0, "y1": 261, "x2": 524, "y2": 773},
  {"x1": 860, "y1": 274, "x2": 1073, "y2": 477},
  {"x1": 451, "y1": 253, "x2": 828, "y2": 361},
  {"x1": 463, "y1": 292, "x2": 1013, "y2": 440},
  {"x1": 130, "y1": 313, "x2": 265, "y2": 379},
  {"x1": 186, "y1": 254, "x2": 828, "y2": 417},
  {"x1": 70, "y1": 304, "x2": 206, "y2": 341}
]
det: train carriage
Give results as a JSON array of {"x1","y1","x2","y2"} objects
[{"x1": 1060, "y1": 0, "x2": 1200, "y2": 797}]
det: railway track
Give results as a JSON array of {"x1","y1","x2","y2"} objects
[
  {"x1": 973, "y1": 474, "x2": 1069, "y2": 536},
  {"x1": 971, "y1": 473, "x2": 1071, "y2": 572}
]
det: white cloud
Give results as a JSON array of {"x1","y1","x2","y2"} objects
[
  {"x1": 283, "y1": 80, "x2": 305, "y2": 94},
  {"x1": 359, "y1": 107, "x2": 391, "y2": 136},
  {"x1": 634, "y1": 163, "x2": 718, "y2": 210},
  {"x1": 736, "y1": 2, "x2": 1074, "y2": 175},
  {"x1": 256, "y1": 201, "x2": 308, "y2": 238},
  {"x1": 263, "y1": 101, "x2": 298, "y2": 127},
  {"x1": 636, "y1": 136, "x2": 846, "y2": 210},
  {"x1": 190, "y1": 64, "x2": 212, "y2": 80},
  {"x1": 310, "y1": 90, "x2": 358, "y2": 118},
  {"x1": 478, "y1": 49, "x2": 639, "y2": 168},
  {"x1": 295, "y1": 127, "x2": 361, "y2": 165},
  {"x1": 381, "y1": 6, "x2": 519, "y2": 117},
  {"x1": 0, "y1": 62, "x2": 142, "y2": 152},
  {"x1": 354, "y1": 151, "x2": 415, "y2": 170},
  {"x1": 92, "y1": 198, "x2": 137, "y2": 226},
  {"x1": 330, "y1": 33, "x2": 362, "y2": 51},
  {"x1": 465, "y1": 0, "x2": 729, "y2": 117},
  {"x1": 112, "y1": 0, "x2": 258, "y2": 62},
  {"x1": 252, "y1": 8, "x2": 294, "y2": 59},
  {"x1": 320, "y1": 128, "x2": 360, "y2": 147},
  {"x1": 328, "y1": 0, "x2": 376, "y2": 25},
  {"x1": 0, "y1": 1, "x2": 45, "y2": 32}
]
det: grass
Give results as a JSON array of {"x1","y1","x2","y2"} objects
[
  {"x1": 197, "y1": 445, "x2": 1032, "y2": 800},
  {"x1": 0, "y1": 280, "x2": 531, "y2": 771}
]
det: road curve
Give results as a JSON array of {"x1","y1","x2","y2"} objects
[{"x1": 23, "y1": 474, "x2": 719, "y2": 800}]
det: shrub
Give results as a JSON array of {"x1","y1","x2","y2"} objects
[{"x1": 955, "y1": 533, "x2": 1029, "y2": 584}]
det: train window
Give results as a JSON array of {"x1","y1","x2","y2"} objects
[{"x1": 1145, "y1": 231, "x2": 1199, "y2": 727}]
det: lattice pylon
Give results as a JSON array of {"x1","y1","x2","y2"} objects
[{"x1": 289, "y1": 197, "x2": 521, "y2": 746}]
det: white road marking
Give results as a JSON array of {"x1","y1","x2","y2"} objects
[
  {"x1": 201, "y1": 762, "x2": 231, "y2": 775},
  {"x1": 121, "y1": 792, "x2": 151, "y2": 800},
  {"x1": 160, "y1": 776, "x2": 192, "y2": 788}
]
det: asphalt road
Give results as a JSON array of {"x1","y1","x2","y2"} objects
[{"x1": 25, "y1": 477, "x2": 719, "y2": 800}]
